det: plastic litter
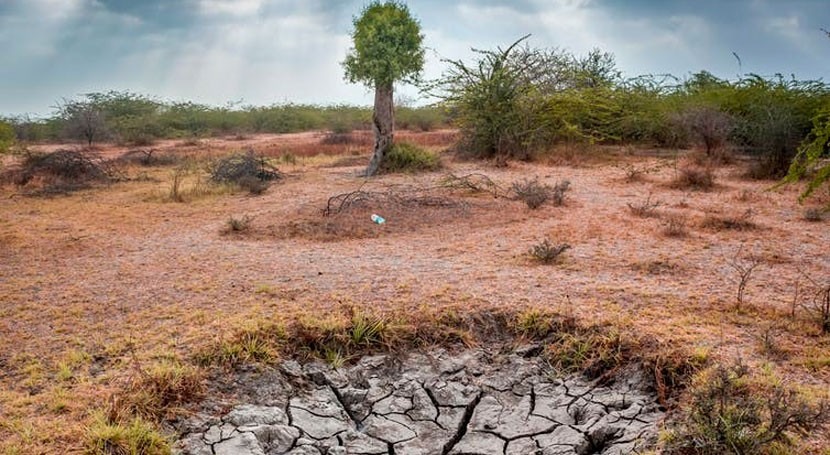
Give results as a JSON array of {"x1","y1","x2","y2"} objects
[{"x1": 370, "y1": 214, "x2": 386, "y2": 224}]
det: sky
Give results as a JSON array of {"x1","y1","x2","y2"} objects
[{"x1": 1, "y1": 0, "x2": 829, "y2": 116}]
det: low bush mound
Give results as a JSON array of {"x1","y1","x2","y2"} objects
[
  {"x1": 670, "y1": 165, "x2": 715, "y2": 191},
  {"x1": 3, "y1": 149, "x2": 120, "y2": 194},
  {"x1": 209, "y1": 150, "x2": 282, "y2": 194},
  {"x1": 511, "y1": 177, "x2": 571, "y2": 209},
  {"x1": 379, "y1": 142, "x2": 440, "y2": 173}
]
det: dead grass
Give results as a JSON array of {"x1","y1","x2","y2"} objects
[
  {"x1": 669, "y1": 164, "x2": 716, "y2": 191},
  {"x1": 701, "y1": 209, "x2": 758, "y2": 231}
]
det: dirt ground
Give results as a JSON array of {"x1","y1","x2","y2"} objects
[{"x1": 0, "y1": 132, "x2": 828, "y2": 453}]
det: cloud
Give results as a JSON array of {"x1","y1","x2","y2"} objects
[
  {"x1": 1, "y1": 0, "x2": 828, "y2": 116},
  {"x1": 197, "y1": 0, "x2": 265, "y2": 17}
]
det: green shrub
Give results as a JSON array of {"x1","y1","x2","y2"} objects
[
  {"x1": 435, "y1": 37, "x2": 540, "y2": 159},
  {"x1": 379, "y1": 142, "x2": 440, "y2": 173},
  {"x1": 785, "y1": 104, "x2": 830, "y2": 200},
  {"x1": 0, "y1": 120, "x2": 15, "y2": 152},
  {"x1": 665, "y1": 361, "x2": 830, "y2": 454}
]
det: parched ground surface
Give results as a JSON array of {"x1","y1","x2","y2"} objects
[
  {"x1": 177, "y1": 348, "x2": 662, "y2": 455},
  {"x1": 0, "y1": 132, "x2": 829, "y2": 453}
]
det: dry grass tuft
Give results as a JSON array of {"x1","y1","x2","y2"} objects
[
  {"x1": 701, "y1": 209, "x2": 757, "y2": 231},
  {"x1": 108, "y1": 358, "x2": 204, "y2": 422},
  {"x1": 85, "y1": 413, "x2": 169, "y2": 455},
  {"x1": 670, "y1": 165, "x2": 716, "y2": 191},
  {"x1": 662, "y1": 213, "x2": 690, "y2": 238},
  {"x1": 627, "y1": 193, "x2": 663, "y2": 218}
]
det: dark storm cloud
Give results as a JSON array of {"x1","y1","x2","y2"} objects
[{"x1": 1, "y1": 0, "x2": 828, "y2": 116}]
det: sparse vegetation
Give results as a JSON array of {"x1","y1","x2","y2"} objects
[
  {"x1": 209, "y1": 150, "x2": 281, "y2": 184},
  {"x1": 0, "y1": 120, "x2": 16, "y2": 153},
  {"x1": 701, "y1": 209, "x2": 757, "y2": 231},
  {"x1": 673, "y1": 104, "x2": 733, "y2": 160},
  {"x1": 85, "y1": 414, "x2": 170, "y2": 455},
  {"x1": 529, "y1": 238, "x2": 571, "y2": 264},
  {"x1": 728, "y1": 246, "x2": 764, "y2": 311},
  {"x1": 802, "y1": 207, "x2": 824, "y2": 222},
  {"x1": 670, "y1": 165, "x2": 716, "y2": 191},
  {"x1": 4, "y1": 149, "x2": 120, "y2": 194},
  {"x1": 222, "y1": 215, "x2": 252, "y2": 234},
  {"x1": 511, "y1": 177, "x2": 570, "y2": 209},
  {"x1": 627, "y1": 193, "x2": 662, "y2": 218},
  {"x1": 108, "y1": 358, "x2": 203, "y2": 422},
  {"x1": 664, "y1": 360, "x2": 830, "y2": 454},
  {"x1": 4, "y1": 32, "x2": 830, "y2": 455},
  {"x1": 662, "y1": 213, "x2": 689, "y2": 237}
]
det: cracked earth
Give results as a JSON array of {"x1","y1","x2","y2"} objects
[{"x1": 175, "y1": 347, "x2": 662, "y2": 455}]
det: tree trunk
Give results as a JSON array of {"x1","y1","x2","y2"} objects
[{"x1": 364, "y1": 83, "x2": 394, "y2": 176}]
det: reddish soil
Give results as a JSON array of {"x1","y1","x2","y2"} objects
[{"x1": 0, "y1": 132, "x2": 828, "y2": 453}]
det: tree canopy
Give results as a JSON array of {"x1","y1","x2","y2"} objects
[{"x1": 342, "y1": 1, "x2": 425, "y2": 88}]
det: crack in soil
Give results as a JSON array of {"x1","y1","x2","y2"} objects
[{"x1": 175, "y1": 348, "x2": 664, "y2": 455}]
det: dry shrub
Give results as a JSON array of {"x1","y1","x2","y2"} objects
[
  {"x1": 670, "y1": 165, "x2": 716, "y2": 191},
  {"x1": 439, "y1": 172, "x2": 503, "y2": 197},
  {"x1": 209, "y1": 150, "x2": 281, "y2": 194},
  {"x1": 672, "y1": 105, "x2": 734, "y2": 161},
  {"x1": 529, "y1": 238, "x2": 571, "y2": 264},
  {"x1": 627, "y1": 193, "x2": 663, "y2": 218},
  {"x1": 615, "y1": 161, "x2": 667, "y2": 182},
  {"x1": 221, "y1": 215, "x2": 253, "y2": 234},
  {"x1": 117, "y1": 149, "x2": 180, "y2": 167},
  {"x1": 321, "y1": 132, "x2": 360, "y2": 145},
  {"x1": 803, "y1": 207, "x2": 825, "y2": 222},
  {"x1": 662, "y1": 213, "x2": 689, "y2": 237},
  {"x1": 511, "y1": 178, "x2": 570, "y2": 209},
  {"x1": 276, "y1": 185, "x2": 471, "y2": 241},
  {"x1": 4, "y1": 149, "x2": 121, "y2": 194},
  {"x1": 633, "y1": 260, "x2": 682, "y2": 275},
  {"x1": 701, "y1": 209, "x2": 757, "y2": 231}
]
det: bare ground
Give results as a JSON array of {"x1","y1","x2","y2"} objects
[{"x1": 0, "y1": 133, "x2": 828, "y2": 452}]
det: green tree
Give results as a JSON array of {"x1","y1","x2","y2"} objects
[
  {"x1": 58, "y1": 97, "x2": 109, "y2": 146},
  {"x1": 784, "y1": 30, "x2": 830, "y2": 197},
  {"x1": 343, "y1": 1, "x2": 425, "y2": 176}
]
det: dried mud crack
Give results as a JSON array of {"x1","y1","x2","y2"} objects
[{"x1": 175, "y1": 347, "x2": 663, "y2": 455}]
